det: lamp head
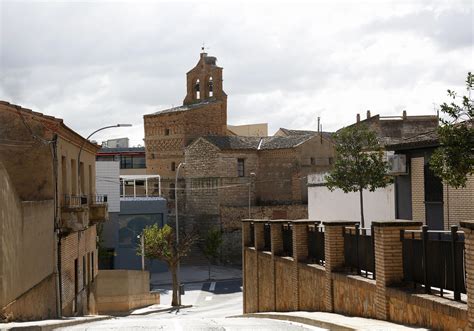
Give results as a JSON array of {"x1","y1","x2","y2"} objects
[{"x1": 117, "y1": 124, "x2": 133, "y2": 127}]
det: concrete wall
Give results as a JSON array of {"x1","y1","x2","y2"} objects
[
  {"x1": 0, "y1": 163, "x2": 56, "y2": 320},
  {"x1": 95, "y1": 270, "x2": 159, "y2": 313},
  {"x1": 308, "y1": 176, "x2": 395, "y2": 228}
]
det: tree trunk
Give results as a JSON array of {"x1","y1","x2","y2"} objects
[
  {"x1": 208, "y1": 259, "x2": 211, "y2": 281},
  {"x1": 359, "y1": 188, "x2": 365, "y2": 228},
  {"x1": 171, "y1": 266, "x2": 179, "y2": 306}
]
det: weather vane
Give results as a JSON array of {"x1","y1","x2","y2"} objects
[{"x1": 201, "y1": 42, "x2": 210, "y2": 52}]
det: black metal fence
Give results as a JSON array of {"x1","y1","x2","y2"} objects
[
  {"x1": 401, "y1": 225, "x2": 465, "y2": 300},
  {"x1": 63, "y1": 195, "x2": 88, "y2": 207},
  {"x1": 249, "y1": 222, "x2": 255, "y2": 247},
  {"x1": 308, "y1": 223, "x2": 325, "y2": 265},
  {"x1": 263, "y1": 222, "x2": 271, "y2": 251},
  {"x1": 282, "y1": 223, "x2": 293, "y2": 257},
  {"x1": 344, "y1": 224, "x2": 375, "y2": 279}
]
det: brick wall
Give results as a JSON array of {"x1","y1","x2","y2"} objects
[
  {"x1": 444, "y1": 175, "x2": 474, "y2": 230},
  {"x1": 411, "y1": 157, "x2": 425, "y2": 223},
  {"x1": 244, "y1": 219, "x2": 470, "y2": 330},
  {"x1": 60, "y1": 225, "x2": 98, "y2": 316}
]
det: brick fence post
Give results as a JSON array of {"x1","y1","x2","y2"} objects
[
  {"x1": 372, "y1": 220, "x2": 422, "y2": 321},
  {"x1": 254, "y1": 221, "x2": 265, "y2": 251},
  {"x1": 292, "y1": 220, "x2": 311, "y2": 311},
  {"x1": 461, "y1": 221, "x2": 474, "y2": 329},
  {"x1": 323, "y1": 221, "x2": 358, "y2": 312},
  {"x1": 242, "y1": 219, "x2": 252, "y2": 313}
]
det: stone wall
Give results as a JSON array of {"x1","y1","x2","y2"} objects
[
  {"x1": 332, "y1": 273, "x2": 377, "y2": 318},
  {"x1": 243, "y1": 219, "x2": 470, "y2": 330},
  {"x1": 298, "y1": 264, "x2": 326, "y2": 311}
]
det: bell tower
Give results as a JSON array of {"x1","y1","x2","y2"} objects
[{"x1": 183, "y1": 50, "x2": 227, "y2": 105}]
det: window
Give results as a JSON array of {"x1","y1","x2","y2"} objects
[
  {"x1": 169, "y1": 183, "x2": 175, "y2": 199},
  {"x1": 424, "y1": 164, "x2": 443, "y2": 202},
  {"x1": 208, "y1": 77, "x2": 213, "y2": 97},
  {"x1": 120, "y1": 155, "x2": 146, "y2": 169},
  {"x1": 195, "y1": 79, "x2": 200, "y2": 99},
  {"x1": 310, "y1": 157, "x2": 315, "y2": 165},
  {"x1": 237, "y1": 159, "x2": 245, "y2": 177},
  {"x1": 171, "y1": 162, "x2": 176, "y2": 171},
  {"x1": 165, "y1": 128, "x2": 170, "y2": 136}
]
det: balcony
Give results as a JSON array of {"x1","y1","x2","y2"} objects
[
  {"x1": 60, "y1": 195, "x2": 89, "y2": 232},
  {"x1": 89, "y1": 194, "x2": 109, "y2": 224}
]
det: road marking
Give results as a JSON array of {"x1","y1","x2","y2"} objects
[
  {"x1": 205, "y1": 296, "x2": 213, "y2": 301},
  {"x1": 209, "y1": 282, "x2": 216, "y2": 291}
]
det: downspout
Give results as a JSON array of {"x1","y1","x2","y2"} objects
[{"x1": 50, "y1": 134, "x2": 62, "y2": 318}]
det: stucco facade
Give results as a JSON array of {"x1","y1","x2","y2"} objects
[{"x1": 0, "y1": 101, "x2": 105, "y2": 320}]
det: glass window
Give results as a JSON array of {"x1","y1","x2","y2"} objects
[{"x1": 238, "y1": 159, "x2": 245, "y2": 177}]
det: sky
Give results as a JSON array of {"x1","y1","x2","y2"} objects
[{"x1": 0, "y1": 0, "x2": 472, "y2": 146}]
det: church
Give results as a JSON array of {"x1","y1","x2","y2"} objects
[{"x1": 143, "y1": 51, "x2": 335, "y2": 263}]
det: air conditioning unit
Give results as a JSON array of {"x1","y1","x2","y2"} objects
[{"x1": 387, "y1": 154, "x2": 407, "y2": 175}]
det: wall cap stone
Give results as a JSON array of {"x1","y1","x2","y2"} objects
[
  {"x1": 322, "y1": 221, "x2": 359, "y2": 226},
  {"x1": 372, "y1": 220, "x2": 423, "y2": 227},
  {"x1": 460, "y1": 220, "x2": 474, "y2": 230}
]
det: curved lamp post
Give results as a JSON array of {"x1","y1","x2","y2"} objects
[
  {"x1": 77, "y1": 124, "x2": 132, "y2": 196},
  {"x1": 175, "y1": 162, "x2": 186, "y2": 306}
]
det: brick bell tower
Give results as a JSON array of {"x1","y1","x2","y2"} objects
[{"x1": 183, "y1": 48, "x2": 227, "y2": 105}]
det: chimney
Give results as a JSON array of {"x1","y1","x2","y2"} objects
[
  {"x1": 366, "y1": 110, "x2": 371, "y2": 119},
  {"x1": 402, "y1": 110, "x2": 407, "y2": 119},
  {"x1": 356, "y1": 113, "x2": 360, "y2": 123}
]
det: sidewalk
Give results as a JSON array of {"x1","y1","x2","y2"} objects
[
  {"x1": 238, "y1": 312, "x2": 427, "y2": 330},
  {"x1": 0, "y1": 315, "x2": 111, "y2": 331},
  {"x1": 150, "y1": 264, "x2": 242, "y2": 286}
]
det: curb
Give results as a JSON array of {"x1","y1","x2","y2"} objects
[
  {"x1": 230, "y1": 313, "x2": 355, "y2": 331},
  {"x1": 1, "y1": 315, "x2": 113, "y2": 331},
  {"x1": 128, "y1": 305, "x2": 193, "y2": 316},
  {"x1": 151, "y1": 277, "x2": 242, "y2": 287}
]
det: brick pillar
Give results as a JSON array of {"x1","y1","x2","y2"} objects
[
  {"x1": 323, "y1": 221, "x2": 358, "y2": 312},
  {"x1": 373, "y1": 220, "x2": 422, "y2": 321},
  {"x1": 254, "y1": 222, "x2": 265, "y2": 251},
  {"x1": 461, "y1": 221, "x2": 474, "y2": 329},
  {"x1": 292, "y1": 221, "x2": 311, "y2": 311},
  {"x1": 271, "y1": 222, "x2": 283, "y2": 255},
  {"x1": 242, "y1": 220, "x2": 250, "y2": 313}
]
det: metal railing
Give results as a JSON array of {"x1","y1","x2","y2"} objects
[
  {"x1": 89, "y1": 194, "x2": 108, "y2": 204},
  {"x1": 63, "y1": 195, "x2": 88, "y2": 207},
  {"x1": 344, "y1": 224, "x2": 375, "y2": 279},
  {"x1": 263, "y1": 222, "x2": 271, "y2": 251},
  {"x1": 282, "y1": 222, "x2": 293, "y2": 257},
  {"x1": 401, "y1": 225, "x2": 465, "y2": 301},
  {"x1": 308, "y1": 223, "x2": 325, "y2": 265},
  {"x1": 249, "y1": 222, "x2": 255, "y2": 247}
]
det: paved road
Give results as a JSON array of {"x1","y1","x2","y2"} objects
[{"x1": 59, "y1": 279, "x2": 325, "y2": 330}]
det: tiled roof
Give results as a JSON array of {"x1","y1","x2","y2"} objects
[
  {"x1": 201, "y1": 134, "x2": 315, "y2": 151},
  {"x1": 279, "y1": 128, "x2": 333, "y2": 139},
  {"x1": 149, "y1": 99, "x2": 219, "y2": 115},
  {"x1": 385, "y1": 130, "x2": 439, "y2": 150}
]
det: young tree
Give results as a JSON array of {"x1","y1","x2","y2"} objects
[
  {"x1": 326, "y1": 125, "x2": 390, "y2": 228},
  {"x1": 201, "y1": 228, "x2": 223, "y2": 280},
  {"x1": 141, "y1": 224, "x2": 197, "y2": 306},
  {"x1": 430, "y1": 72, "x2": 473, "y2": 188}
]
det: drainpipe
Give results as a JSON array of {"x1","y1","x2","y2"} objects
[{"x1": 50, "y1": 134, "x2": 62, "y2": 318}]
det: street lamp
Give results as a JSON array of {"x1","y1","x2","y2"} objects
[
  {"x1": 175, "y1": 162, "x2": 186, "y2": 306},
  {"x1": 248, "y1": 172, "x2": 256, "y2": 219},
  {"x1": 77, "y1": 124, "x2": 132, "y2": 196}
]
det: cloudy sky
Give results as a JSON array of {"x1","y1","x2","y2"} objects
[{"x1": 1, "y1": 0, "x2": 472, "y2": 146}]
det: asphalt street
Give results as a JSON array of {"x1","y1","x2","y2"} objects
[{"x1": 58, "y1": 279, "x2": 326, "y2": 331}]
